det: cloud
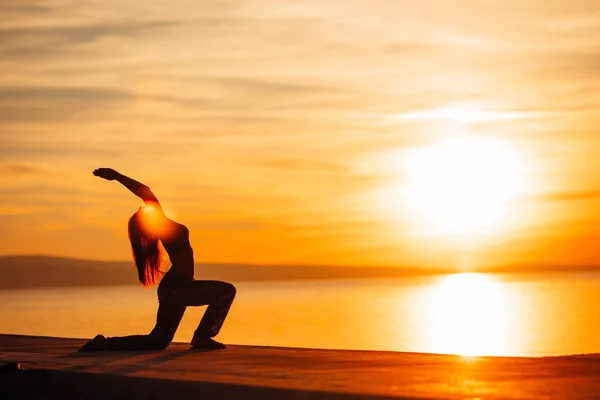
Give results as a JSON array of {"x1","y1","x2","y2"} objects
[
  {"x1": 0, "y1": 86, "x2": 131, "y2": 102},
  {"x1": 524, "y1": 190, "x2": 600, "y2": 204},
  {"x1": 0, "y1": 21, "x2": 176, "y2": 59},
  {"x1": 0, "y1": 86, "x2": 132, "y2": 122},
  {"x1": 0, "y1": 74, "x2": 359, "y2": 126},
  {"x1": 0, "y1": 143, "x2": 120, "y2": 159},
  {"x1": 207, "y1": 77, "x2": 335, "y2": 96},
  {"x1": 248, "y1": 158, "x2": 349, "y2": 173},
  {"x1": 534, "y1": 51, "x2": 600, "y2": 81},
  {"x1": 149, "y1": 76, "x2": 358, "y2": 112},
  {"x1": 0, "y1": 3, "x2": 51, "y2": 16},
  {"x1": 0, "y1": 163, "x2": 53, "y2": 177},
  {"x1": 198, "y1": 219, "x2": 265, "y2": 231}
]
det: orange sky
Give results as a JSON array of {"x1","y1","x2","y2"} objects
[{"x1": 1, "y1": 1, "x2": 599, "y2": 270}]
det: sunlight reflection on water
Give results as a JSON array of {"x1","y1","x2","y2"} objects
[{"x1": 426, "y1": 273, "x2": 508, "y2": 356}]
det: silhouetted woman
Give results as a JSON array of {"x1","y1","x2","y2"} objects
[{"x1": 79, "y1": 168, "x2": 236, "y2": 351}]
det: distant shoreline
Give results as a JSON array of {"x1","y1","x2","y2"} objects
[{"x1": 2, "y1": 254, "x2": 600, "y2": 290}]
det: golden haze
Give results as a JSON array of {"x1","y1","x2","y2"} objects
[{"x1": 1, "y1": 1, "x2": 599, "y2": 271}]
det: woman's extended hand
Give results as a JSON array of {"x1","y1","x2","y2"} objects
[{"x1": 93, "y1": 168, "x2": 120, "y2": 181}]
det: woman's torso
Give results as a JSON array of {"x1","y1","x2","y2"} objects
[{"x1": 159, "y1": 219, "x2": 194, "y2": 286}]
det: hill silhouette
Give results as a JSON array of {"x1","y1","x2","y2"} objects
[{"x1": 2, "y1": 255, "x2": 599, "y2": 290}]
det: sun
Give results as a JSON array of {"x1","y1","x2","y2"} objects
[{"x1": 404, "y1": 137, "x2": 524, "y2": 235}]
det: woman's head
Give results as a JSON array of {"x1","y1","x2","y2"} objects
[{"x1": 128, "y1": 210, "x2": 164, "y2": 287}]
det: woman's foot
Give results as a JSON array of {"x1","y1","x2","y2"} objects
[
  {"x1": 190, "y1": 336, "x2": 226, "y2": 350},
  {"x1": 78, "y1": 334, "x2": 108, "y2": 352}
]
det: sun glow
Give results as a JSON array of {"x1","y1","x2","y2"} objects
[
  {"x1": 427, "y1": 273, "x2": 508, "y2": 356},
  {"x1": 404, "y1": 137, "x2": 524, "y2": 234},
  {"x1": 138, "y1": 205, "x2": 172, "y2": 237}
]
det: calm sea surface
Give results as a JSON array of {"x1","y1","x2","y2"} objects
[{"x1": 2, "y1": 272, "x2": 600, "y2": 357}]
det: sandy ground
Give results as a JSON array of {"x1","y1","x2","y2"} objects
[{"x1": 1, "y1": 334, "x2": 600, "y2": 399}]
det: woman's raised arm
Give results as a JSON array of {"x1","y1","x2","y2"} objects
[{"x1": 93, "y1": 168, "x2": 160, "y2": 206}]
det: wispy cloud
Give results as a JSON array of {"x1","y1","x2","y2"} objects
[
  {"x1": 0, "y1": 163, "x2": 54, "y2": 177},
  {"x1": 0, "y1": 21, "x2": 175, "y2": 52},
  {"x1": 0, "y1": 86, "x2": 133, "y2": 122},
  {"x1": 526, "y1": 190, "x2": 600, "y2": 204},
  {"x1": 246, "y1": 158, "x2": 349, "y2": 174}
]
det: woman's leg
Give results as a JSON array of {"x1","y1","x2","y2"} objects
[
  {"x1": 178, "y1": 280, "x2": 236, "y2": 341},
  {"x1": 79, "y1": 294, "x2": 187, "y2": 352},
  {"x1": 78, "y1": 281, "x2": 233, "y2": 352},
  {"x1": 147, "y1": 301, "x2": 187, "y2": 348}
]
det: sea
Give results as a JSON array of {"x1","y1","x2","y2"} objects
[{"x1": 2, "y1": 272, "x2": 600, "y2": 357}]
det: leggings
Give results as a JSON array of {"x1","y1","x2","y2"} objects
[{"x1": 101, "y1": 280, "x2": 236, "y2": 350}]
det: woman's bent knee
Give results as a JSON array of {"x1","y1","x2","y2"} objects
[{"x1": 226, "y1": 282, "x2": 236, "y2": 298}]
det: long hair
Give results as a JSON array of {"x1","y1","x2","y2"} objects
[{"x1": 128, "y1": 212, "x2": 164, "y2": 287}]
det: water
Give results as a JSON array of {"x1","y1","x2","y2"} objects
[{"x1": 2, "y1": 272, "x2": 600, "y2": 357}]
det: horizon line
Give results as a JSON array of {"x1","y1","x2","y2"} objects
[{"x1": 2, "y1": 253, "x2": 600, "y2": 275}]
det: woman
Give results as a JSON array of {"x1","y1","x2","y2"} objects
[{"x1": 79, "y1": 168, "x2": 236, "y2": 351}]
